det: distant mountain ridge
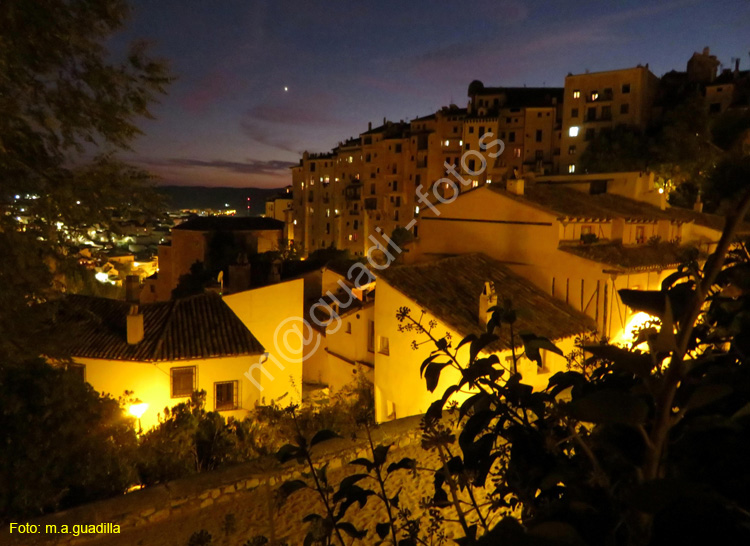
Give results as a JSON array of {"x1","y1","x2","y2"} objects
[{"x1": 157, "y1": 185, "x2": 287, "y2": 215}]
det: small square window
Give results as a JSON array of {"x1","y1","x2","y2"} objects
[
  {"x1": 378, "y1": 336, "x2": 390, "y2": 355},
  {"x1": 346, "y1": 322, "x2": 352, "y2": 334},
  {"x1": 215, "y1": 380, "x2": 238, "y2": 411},
  {"x1": 620, "y1": 103, "x2": 629, "y2": 114},
  {"x1": 571, "y1": 108, "x2": 579, "y2": 118},
  {"x1": 621, "y1": 83, "x2": 631, "y2": 94},
  {"x1": 171, "y1": 366, "x2": 196, "y2": 398}
]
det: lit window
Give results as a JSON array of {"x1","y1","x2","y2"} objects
[
  {"x1": 293, "y1": 219, "x2": 297, "y2": 225},
  {"x1": 459, "y1": 140, "x2": 463, "y2": 146},
  {"x1": 573, "y1": 90, "x2": 580, "y2": 98},
  {"x1": 348, "y1": 156, "x2": 353, "y2": 163},
  {"x1": 568, "y1": 164, "x2": 576, "y2": 173},
  {"x1": 591, "y1": 91, "x2": 599, "y2": 101},
  {"x1": 472, "y1": 180, "x2": 479, "y2": 188},
  {"x1": 569, "y1": 126, "x2": 580, "y2": 137},
  {"x1": 486, "y1": 178, "x2": 492, "y2": 184},
  {"x1": 415, "y1": 205, "x2": 420, "y2": 215},
  {"x1": 444, "y1": 140, "x2": 450, "y2": 146},
  {"x1": 514, "y1": 148, "x2": 521, "y2": 158},
  {"x1": 171, "y1": 366, "x2": 196, "y2": 398},
  {"x1": 301, "y1": 182, "x2": 305, "y2": 189},
  {"x1": 215, "y1": 381, "x2": 238, "y2": 411}
]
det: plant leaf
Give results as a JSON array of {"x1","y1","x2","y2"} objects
[{"x1": 310, "y1": 429, "x2": 341, "y2": 447}]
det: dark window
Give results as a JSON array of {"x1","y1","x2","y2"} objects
[
  {"x1": 395, "y1": 144, "x2": 402, "y2": 152},
  {"x1": 585, "y1": 128, "x2": 595, "y2": 141},
  {"x1": 171, "y1": 366, "x2": 196, "y2": 398},
  {"x1": 601, "y1": 105, "x2": 612, "y2": 120},
  {"x1": 621, "y1": 83, "x2": 631, "y2": 94},
  {"x1": 479, "y1": 126, "x2": 485, "y2": 137},
  {"x1": 620, "y1": 103, "x2": 629, "y2": 114},
  {"x1": 535, "y1": 129, "x2": 543, "y2": 142},
  {"x1": 709, "y1": 103, "x2": 721, "y2": 113},
  {"x1": 215, "y1": 381, "x2": 238, "y2": 411},
  {"x1": 367, "y1": 321, "x2": 375, "y2": 352},
  {"x1": 468, "y1": 159, "x2": 476, "y2": 171},
  {"x1": 508, "y1": 131, "x2": 516, "y2": 142},
  {"x1": 465, "y1": 143, "x2": 470, "y2": 150},
  {"x1": 590, "y1": 180, "x2": 607, "y2": 194},
  {"x1": 393, "y1": 181, "x2": 398, "y2": 191},
  {"x1": 370, "y1": 184, "x2": 375, "y2": 195},
  {"x1": 587, "y1": 107, "x2": 596, "y2": 121},
  {"x1": 568, "y1": 145, "x2": 577, "y2": 155},
  {"x1": 468, "y1": 126, "x2": 474, "y2": 134},
  {"x1": 310, "y1": 163, "x2": 316, "y2": 172},
  {"x1": 535, "y1": 150, "x2": 544, "y2": 160},
  {"x1": 571, "y1": 108, "x2": 579, "y2": 118},
  {"x1": 353, "y1": 220, "x2": 359, "y2": 230}
]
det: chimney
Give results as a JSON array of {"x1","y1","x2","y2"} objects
[
  {"x1": 228, "y1": 263, "x2": 252, "y2": 293},
  {"x1": 479, "y1": 281, "x2": 498, "y2": 327},
  {"x1": 125, "y1": 275, "x2": 140, "y2": 304},
  {"x1": 736, "y1": 58, "x2": 740, "y2": 73},
  {"x1": 368, "y1": 121, "x2": 372, "y2": 131},
  {"x1": 126, "y1": 305, "x2": 144, "y2": 345},
  {"x1": 694, "y1": 195, "x2": 703, "y2": 213},
  {"x1": 703, "y1": 46, "x2": 710, "y2": 56},
  {"x1": 506, "y1": 178, "x2": 525, "y2": 195}
]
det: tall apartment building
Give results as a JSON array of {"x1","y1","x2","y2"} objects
[
  {"x1": 291, "y1": 106, "x2": 466, "y2": 257},
  {"x1": 560, "y1": 66, "x2": 659, "y2": 175},
  {"x1": 463, "y1": 83, "x2": 564, "y2": 182}
]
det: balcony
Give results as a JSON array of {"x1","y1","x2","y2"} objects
[
  {"x1": 586, "y1": 90, "x2": 613, "y2": 103},
  {"x1": 344, "y1": 183, "x2": 362, "y2": 201}
]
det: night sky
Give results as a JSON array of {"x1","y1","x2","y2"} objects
[{"x1": 114, "y1": 0, "x2": 750, "y2": 189}]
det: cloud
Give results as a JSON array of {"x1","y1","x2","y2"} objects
[
  {"x1": 139, "y1": 157, "x2": 297, "y2": 175},
  {"x1": 180, "y1": 70, "x2": 238, "y2": 114}
]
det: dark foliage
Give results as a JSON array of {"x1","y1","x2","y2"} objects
[{"x1": 0, "y1": 359, "x2": 138, "y2": 520}]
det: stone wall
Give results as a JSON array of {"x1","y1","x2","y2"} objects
[{"x1": 5, "y1": 416, "x2": 423, "y2": 546}]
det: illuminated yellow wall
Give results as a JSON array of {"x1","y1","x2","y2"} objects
[
  {"x1": 373, "y1": 279, "x2": 576, "y2": 423},
  {"x1": 74, "y1": 355, "x2": 260, "y2": 431},
  {"x1": 223, "y1": 278, "x2": 304, "y2": 407}
]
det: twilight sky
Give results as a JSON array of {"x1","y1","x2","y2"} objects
[{"x1": 114, "y1": 0, "x2": 750, "y2": 189}]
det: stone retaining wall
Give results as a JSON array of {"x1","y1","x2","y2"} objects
[{"x1": 4, "y1": 416, "x2": 423, "y2": 546}]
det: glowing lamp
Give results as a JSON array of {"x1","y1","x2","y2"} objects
[{"x1": 128, "y1": 402, "x2": 149, "y2": 419}]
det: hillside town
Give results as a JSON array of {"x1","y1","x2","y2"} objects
[{"x1": 3, "y1": 1, "x2": 750, "y2": 545}]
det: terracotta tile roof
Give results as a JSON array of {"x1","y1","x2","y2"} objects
[
  {"x1": 173, "y1": 216, "x2": 284, "y2": 232},
  {"x1": 559, "y1": 242, "x2": 704, "y2": 272},
  {"x1": 61, "y1": 293, "x2": 264, "y2": 361},
  {"x1": 377, "y1": 254, "x2": 596, "y2": 351},
  {"x1": 488, "y1": 183, "x2": 734, "y2": 231}
]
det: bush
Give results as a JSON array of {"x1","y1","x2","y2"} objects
[
  {"x1": 0, "y1": 359, "x2": 138, "y2": 520},
  {"x1": 136, "y1": 391, "x2": 242, "y2": 485}
]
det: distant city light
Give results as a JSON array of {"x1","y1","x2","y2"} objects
[{"x1": 658, "y1": 188, "x2": 664, "y2": 194}]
